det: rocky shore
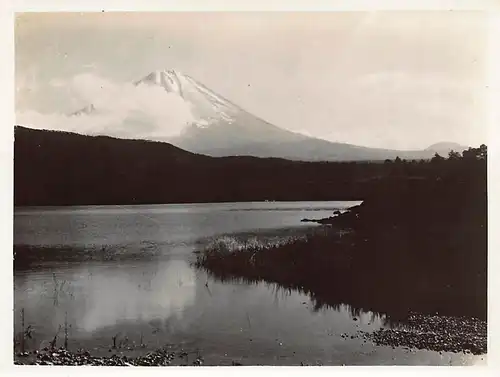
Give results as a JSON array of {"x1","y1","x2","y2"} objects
[
  {"x1": 15, "y1": 346, "x2": 207, "y2": 366},
  {"x1": 358, "y1": 313, "x2": 486, "y2": 355},
  {"x1": 15, "y1": 310, "x2": 486, "y2": 366}
]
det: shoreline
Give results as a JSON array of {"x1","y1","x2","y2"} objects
[
  {"x1": 194, "y1": 178, "x2": 487, "y2": 357},
  {"x1": 14, "y1": 162, "x2": 487, "y2": 365},
  {"x1": 14, "y1": 309, "x2": 487, "y2": 366}
]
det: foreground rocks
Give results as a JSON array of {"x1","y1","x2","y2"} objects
[
  {"x1": 15, "y1": 347, "x2": 205, "y2": 366},
  {"x1": 14, "y1": 312, "x2": 486, "y2": 366},
  {"x1": 358, "y1": 313, "x2": 487, "y2": 355}
]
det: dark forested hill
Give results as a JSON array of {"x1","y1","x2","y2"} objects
[
  {"x1": 13, "y1": 126, "x2": 380, "y2": 206},
  {"x1": 13, "y1": 126, "x2": 485, "y2": 207}
]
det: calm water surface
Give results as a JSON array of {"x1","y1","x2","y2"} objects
[{"x1": 13, "y1": 201, "x2": 484, "y2": 365}]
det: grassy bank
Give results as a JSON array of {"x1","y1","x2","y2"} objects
[
  {"x1": 196, "y1": 227, "x2": 485, "y2": 320},
  {"x1": 196, "y1": 148, "x2": 487, "y2": 321}
]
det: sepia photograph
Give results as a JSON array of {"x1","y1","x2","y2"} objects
[{"x1": 10, "y1": 8, "x2": 492, "y2": 368}]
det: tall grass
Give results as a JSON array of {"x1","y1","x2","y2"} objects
[
  {"x1": 64, "y1": 311, "x2": 69, "y2": 349},
  {"x1": 195, "y1": 219, "x2": 486, "y2": 321},
  {"x1": 20, "y1": 308, "x2": 25, "y2": 353}
]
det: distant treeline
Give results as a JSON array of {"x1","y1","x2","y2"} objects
[{"x1": 13, "y1": 126, "x2": 486, "y2": 206}]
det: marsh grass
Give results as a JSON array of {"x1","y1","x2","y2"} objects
[
  {"x1": 20, "y1": 308, "x2": 25, "y2": 353},
  {"x1": 13, "y1": 243, "x2": 162, "y2": 272},
  {"x1": 50, "y1": 273, "x2": 75, "y2": 306},
  {"x1": 64, "y1": 311, "x2": 70, "y2": 350},
  {"x1": 196, "y1": 207, "x2": 486, "y2": 322},
  {"x1": 50, "y1": 325, "x2": 62, "y2": 350},
  {"x1": 14, "y1": 307, "x2": 76, "y2": 355}
]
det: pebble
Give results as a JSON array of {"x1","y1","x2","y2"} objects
[
  {"x1": 358, "y1": 312, "x2": 486, "y2": 355},
  {"x1": 18, "y1": 346, "x2": 182, "y2": 366},
  {"x1": 15, "y1": 312, "x2": 486, "y2": 365}
]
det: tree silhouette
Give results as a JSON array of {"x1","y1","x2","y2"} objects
[
  {"x1": 431, "y1": 153, "x2": 445, "y2": 163},
  {"x1": 448, "y1": 150, "x2": 462, "y2": 161},
  {"x1": 479, "y1": 144, "x2": 487, "y2": 160},
  {"x1": 463, "y1": 145, "x2": 487, "y2": 161}
]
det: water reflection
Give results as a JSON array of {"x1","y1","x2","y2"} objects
[
  {"x1": 79, "y1": 259, "x2": 196, "y2": 332},
  {"x1": 14, "y1": 251, "x2": 480, "y2": 365},
  {"x1": 213, "y1": 276, "x2": 394, "y2": 328},
  {"x1": 15, "y1": 259, "x2": 196, "y2": 335},
  {"x1": 13, "y1": 202, "x2": 480, "y2": 364}
]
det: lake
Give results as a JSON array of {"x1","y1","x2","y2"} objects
[{"x1": 13, "y1": 201, "x2": 484, "y2": 365}]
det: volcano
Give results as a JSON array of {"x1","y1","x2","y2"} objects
[{"x1": 69, "y1": 69, "x2": 464, "y2": 161}]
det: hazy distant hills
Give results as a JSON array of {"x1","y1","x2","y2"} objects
[
  {"x1": 425, "y1": 142, "x2": 468, "y2": 154},
  {"x1": 69, "y1": 69, "x2": 466, "y2": 161}
]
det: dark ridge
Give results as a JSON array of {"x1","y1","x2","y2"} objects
[
  {"x1": 14, "y1": 126, "x2": 395, "y2": 206},
  {"x1": 13, "y1": 126, "x2": 485, "y2": 207}
]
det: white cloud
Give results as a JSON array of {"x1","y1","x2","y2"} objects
[{"x1": 16, "y1": 73, "x2": 198, "y2": 139}]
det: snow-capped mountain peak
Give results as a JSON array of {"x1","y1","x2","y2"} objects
[
  {"x1": 134, "y1": 69, "x2": 238, "y2": 127},
  {"x1": 67, "y1": 69, "x2": 314, "y2": 155},
  {"x1": 71, "y1": 69, "x2": 240, "y2": 128},
  {"x1": 64, "y1": 69, "x2": 451, "y2": 161},
  {"x1": 135, "y1": 69, "x2": 185, "y2": 95}
]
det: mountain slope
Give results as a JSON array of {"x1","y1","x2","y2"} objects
[
  {"x1": 135, "y1": 70, "x2": 310, "y2": 147},
  {"x1": 71, "y1": 69, "x2": 465, "y2": 161}
]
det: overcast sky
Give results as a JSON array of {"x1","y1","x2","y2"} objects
[{"x1": 15, "y1": 11, "x2": 489, "y2": 150}]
